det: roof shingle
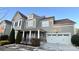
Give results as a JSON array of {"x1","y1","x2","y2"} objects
[
  {"x1": 1, "y1": 20, "x2": 12, "y2": 24},
  {"x1": 55, "y1": 18, "x2": 75, "y2": 25}
]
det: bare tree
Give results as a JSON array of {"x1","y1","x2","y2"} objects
[
  {"x1": 0, "y1": 12, "x2": 8, "y2": 20},
  {"x1": 0, "y1": 8, "x2": 8, "y2": 20}
]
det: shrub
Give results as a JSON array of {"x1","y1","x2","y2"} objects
[
  {"x1": 71, "y1": 35, "x2": 79, "y2": 46},
  {"x1": 15, "y1": 31, "x2": 23, "y2": 44},
  {"x1": 8, "y1": 28, "x2": 15, "y2": 44},
  {"x1": 0, "y1": 35, "x2": 8, "y2": 40},
  {"x1": 0, "y1": 40, "x2": 10, "y2": 46},
  {"x1": 31, "y1": 38, "x2": 40, "y2": 47}
]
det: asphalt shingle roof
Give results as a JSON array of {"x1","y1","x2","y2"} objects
[
  {"x1": 0, "y1": 20, "x2": 12, "y2": 24},
  {"x1": 55, "y1": 18, "x2": 75, "y2": 25}
]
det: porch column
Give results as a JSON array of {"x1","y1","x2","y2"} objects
[
  {"x1": 29, "y1": 30, "x2": 32, "y2": 39},
  {"x1": 15, "y1": 31, "x2": 18, "y2": 39},
  {"x1": 20, "y1": 31, "x2": 25, "y2": 43},
  {"x1": 22, "y1": 31, "x2": 25, "y2": 39},
  {"x1": 28, "y1": 30, "x2": 31, "y2": 44},
  {"x1": 37, "y1": 30, "x2": 40, "y2": 39}
]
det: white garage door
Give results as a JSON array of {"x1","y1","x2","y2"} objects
[{"x1": 46, "y1": 33, "x2": 71, "y2": 45}]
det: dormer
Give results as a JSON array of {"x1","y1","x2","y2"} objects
[{"x1": 27, "y1": 13, "x2": 41, "y2": 20}]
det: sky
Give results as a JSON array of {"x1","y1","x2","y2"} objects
[{"x1": 0, "y1": 7, "x2": 79, "y2": 28}]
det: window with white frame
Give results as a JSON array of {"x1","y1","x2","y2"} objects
[
  {"x1": 28, "y1": 20, "x2": 33, "y2": 27},
  {"x1": 42, "y1": 21, "x2": 49, "y2": 27},
  {"x1": 15, "y1": 22, "x2": 18, "y2": 26},
  {"x1": 19, "y1": 20, "x2": 22, "y2": 26}
]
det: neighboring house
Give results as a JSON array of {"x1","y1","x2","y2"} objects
[
  {"x1": 12, "y1": 11, "x2": 75, "y2": 44},
  {"x1": 76, "y1": 28, "x2": 79, "y2": 35},
  {"x1": 0, "y1": 20, "x2": 12, "y2": 36}
]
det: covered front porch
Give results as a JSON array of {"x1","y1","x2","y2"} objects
[{"x1": 21, "y1": 29, "x2": 46, "y2": 44}]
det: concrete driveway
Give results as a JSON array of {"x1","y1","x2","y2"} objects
[
  {"x1": 40, "y1": 43, "x2": 79, "y2": 51},
  {"x1": 0, "y1": 43, "x2": 79, "y2": 51},
  {"x1": 0, "y1": 44, "x2": 45, "y2": 51}
]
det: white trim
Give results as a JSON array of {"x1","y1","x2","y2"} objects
[
  {"x1": 22, "y1": 31, "x2": 25, "y2": 39},
  {"x1": 53, "y1": 25, "x2": 74, "y2": 27},
  {"x1": 28, "y1": 30, "x2": 31, "y2": 44},
  {"x1": 38, "y1": 29, "x2": 40, "y2": 39},
  {"x1": 15, "y1": 31, "x2": 18, "y2": 39},
  {"x1": 29, "y1": 30, "x2": 31, "y2": 39},
  {"x1": 28, "y1": 20, "x2": 33, "y2": 27},
  {"x1": 42, "y1": 21, "x2": 49, "y2": 27}
]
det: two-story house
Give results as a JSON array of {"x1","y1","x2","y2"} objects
[{"x1": 12, "y1": 11, "x2": 75, "y2": 44}]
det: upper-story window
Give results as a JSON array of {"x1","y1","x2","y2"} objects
[
  {"x1": 14, "y1": 20, "x2": 22, "y2": 27},
  {"x1": 42, "y1": 21, "x2": 49, "y2": 27},
  {"x1": 28, "y1": 20, "x2": 33, "y2": 27},
  {"x1": 19, "y1": 21, "x2": 21, "y2": 26},
  {"x1": 15, "y1": 22, "x2": 18, "y2": 26}
]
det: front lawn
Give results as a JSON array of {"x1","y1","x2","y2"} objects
[{"x1": 0, "y1": 40, "x2": 10, "y2": 46}]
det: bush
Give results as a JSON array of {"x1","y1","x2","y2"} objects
[
  {"x1": 0, "y1": 40, "x2": 10, "y2": 46},
  {"x1": 71, "y1": 35, "x2": 79, "y2": 46},
  {"x1": 0, "y1": 35, "x2": 8, "y2": 40},
  {"x1": 15, "y1": 31, "x2": 23, "y2": 44},
  {"x1": 8, "y1": 28, "x2": 15, "y2": 44},
  {"x1": 31, "y1": 38, "x2": 40, "y2": 47}
]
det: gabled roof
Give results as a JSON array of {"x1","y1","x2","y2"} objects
[
  {"x1": 17, "y1": 11, "x2": 27, "y2": 19},
  {"x1": 40, "y1": 16, "x2": 55, "y2": 20},
  {"x1": 0, "y1": 20, "x2": 12, "y2": 24},
  {"x1": 29, "y1": 13, "x2": 38, "y2": 16},
  {"x1": 44, "y1": 16, "x2": 55, "y2": 19},
  {"x1": 54, "y1": 18, "x2": 75, "y2": 25},
  {"x1": 12, "y1": 11, "x2": 27, "y2": 21}
]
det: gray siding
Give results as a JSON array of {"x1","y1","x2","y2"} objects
[
  {"x1": 0, "y1": 21, "x2": 12, "y2": 36},
  {"x1": 4, "y1": 24, "x2": 12, "y2": 36},
  {"x1": 53, "y1": 25, "x2": 74, "y2": 35},
  {"x1": 13, "y1": 13, "x2": 23, "y2": 21},
  {"x1": 60, "y1": 25, "x2": 74, "y2": 35},
  {"x1": 13, "y1": 18, "x2": 26, "y2": 30},
  {"x1": 24, "y1": 19, "x2": 36, "y2": 29},
  {"x1": 40, "y1": 19, "x2": 54, "y2": 32}
]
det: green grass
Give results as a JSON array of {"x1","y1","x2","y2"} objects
[{"x1": 0, "y1": 40, "x2": 10, "y2": 46}]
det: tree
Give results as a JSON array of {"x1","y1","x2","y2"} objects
[
  {"x1": 8, "y1": 28, "x2": 15, "y2": 43},
  {"x1": 15, "y1": 31, "x2": 23, "y2": 44},
  {"x1": 71, "y1": 35, "x2": 79, "y2": 46},
  {"x1": 0, "y1": 8, "x2": 8, "y2": 20}
]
